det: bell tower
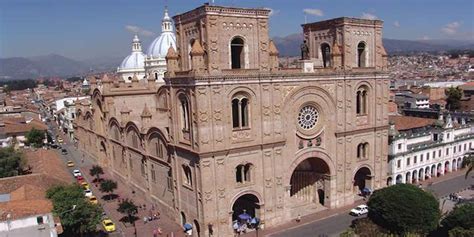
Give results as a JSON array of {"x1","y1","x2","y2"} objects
[{"x1": 172, "y1": 4, "x2": 272, "y2": 74}]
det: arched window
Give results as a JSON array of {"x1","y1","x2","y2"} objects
[
  {"x1": 182, "y1": 165, "x2": 192, "y2": 186},
  {"x1": 321, "y1": 43, "x2": 331, "y2": 68},
  {"x1": 231, "y1": 37, "x2": 245, "y2": 69},
  {"x1": 179, "y1": 95, "x2": 190, "y2": 132},
  {"x1": 151, "y1": 164, "x2": 156, "y2": 182},
  {"x1": 356, "y1": 86, "x2": 368, "y2": 116},
  {"x1": 357, "y1": 42, "x2": 366, "y2": 67},
  {"x1": 167, "y1": 169, "x2": 173, "y2": 190},
  {"x1": 231, "y1": 94, "x2": 250, "y2": 129},
  {"x1": 357, "y1": 143, "x2": 369, "y2": 159},
  {"x1": 155, "y1": 72, "x2": 158, "y2": 80},
  {"x1": 235, "y1": 163, "x2": 252, "y2": 183},
  {"x1": 188, "y1": 39, "x2": 196, "y2": 70}
]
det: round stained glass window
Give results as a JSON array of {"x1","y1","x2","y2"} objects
[{"x1": 298, "y1": 105, "x2": 319, "y2": 130}]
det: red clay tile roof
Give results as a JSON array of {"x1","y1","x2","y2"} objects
[
  {"x1": 389, "y1": 115, "x2": 437, "y2": 131},
  {"x1": 0, "y1": 198, "x2": 53, "y2": 221}
]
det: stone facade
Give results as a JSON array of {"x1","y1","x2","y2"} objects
[{"x1": 74, "y1": 4, "x2": 389, "y2": 236}]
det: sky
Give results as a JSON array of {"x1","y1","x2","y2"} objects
[{"x1": 0, "y1": 0, "x2": 473, "y2": 60}]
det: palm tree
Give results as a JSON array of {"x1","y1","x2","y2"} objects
[
  {"x1": 117, "y1": 199, "x2": 138, "y2": 236},
  {"x1": 89, "y1": 165, "x2": 104, "y2": 182},
  {"x1": 99, "y1": 179, "x2": 117, "y2": 200},
  {"x1": 464, "y1": 151, "x2": 473, "y2": 179}
]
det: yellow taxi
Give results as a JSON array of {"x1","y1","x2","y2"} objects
[
  {"x1": 88, "y1": 195, "x2": 98, "y2": 204},
  {"x1": 67, "y1": 160, "x2": 74, "y2": 167},
  {"x1": 102, "y1": 218, "x2": 116, "y2": 232},
  {"x1": 80, "y1": 181, "x2": 90, "y2": 190}
]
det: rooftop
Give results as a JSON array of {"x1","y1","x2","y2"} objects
[{"x1": 390, "y1": 115, "x2": 437, "y2": 131}]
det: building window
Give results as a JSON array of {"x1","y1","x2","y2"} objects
[
  {"x1": 357, "y1": 42, "x2": 366, "y2": 67},
  {"x1": 235, "y1": 163, "x2": 252, "y2": 184},
  {"x1": 182, "y1": 165, "x2": 192, "y2": 186},
  {"x1": 459, "y1": 144, "x2": 461, "y2": 152},
  {"x1": 151, "y1": 164, "x2": 156, "y2": 182},
  {"x1": 398, "y1": 144, "x2": 402, "y2": 150},
  {"x1": 420, "y1": 154, "x2": 424, "y2": 162},
  {"x1": 113, "y1": 128, "x2": 120, "y2": 140},
  {"x1": 179, "y1": 95, "x2": 190, "y2": 133},
  {"x1": 438, "y1": 150, "x2": 441, "y2": 157},
  {"x1": 37, "y1": 216, "x2": 44, "y2": 225},
  {"x1": 357, "y1": 143, "x2": 369, "y2": 159},
  {"x1": 414, "y1": 156, "x2": 417, "y2": 164},
  {"x1": 464, "y1": 144, "x2": 467, "y2": 151},
  {"x1": 230, "y1": 37, "x2": 245, "y2": 69},
  {"x1": 446, "y1": 148, "x2": 449, "y2": 156},
  {"x1": 131, "y1": 132, "x2": 139, "y2": 149},
  {"x1": 167, "y1": 169, "x2": 173, "y2": 191},
  {"x1": 141, "y1": 160, "x2": 146, "y2": 177},
  {"x1": 432, "y1": 151, "x2": 436, "y2": 159},
  {"x1": 155, "y1": 141, "x2": 164, "y2": 158},
  {"x1": 397, "y1": 160, "x2": 401, "y2": 168},
  {"x1": 454, "y1": 146, "x2": 457, "y2": 153},
  {"x1": 321, "y1": 43, "x2": 331, "y2": 68},
  {"x1": 407, "y1": 157, "x2": 410, "y2": 166},
  {"x1": 426, "y1": 152, "x2": 430, "y2": 160},
  {"x1": 356, "y1": 86, "x2": 368, "y2": 116},
  {"x1": 232, "y1": 94, "x2": 250, "y2": 129}
]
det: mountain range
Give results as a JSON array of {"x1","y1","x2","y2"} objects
[{"x1": 1, "y1": 36, "x2": 473, "y2": 80}]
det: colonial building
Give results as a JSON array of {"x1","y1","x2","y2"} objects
[
  {"x1": 388, "y1": 115, "x2": 473, "y2": 185},
  {"x1": 74, "y1": 4, "x2": 389, "y2": 236}
]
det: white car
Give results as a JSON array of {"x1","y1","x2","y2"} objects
[
  {"x1": 84, "y1": 189, "x2": 93, "y2": 197},
  {"x1": 73, "y1": 169, "x2": 82, "y2": 177},
  {"x1": 350, "y1": 204, "x2": 368, "y2": 216}
]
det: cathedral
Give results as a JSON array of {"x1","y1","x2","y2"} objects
[
  {"x1": 74, "y1": 3, "x2": 389, "y2": 236},
  {"x1": 117, "y1": 8, "x2": 177, "y2": 83}
]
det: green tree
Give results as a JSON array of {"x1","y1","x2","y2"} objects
[
  {"x1": 26, "y1": 128, "x2": 45, "y2": 148},
  {"x1": 0, "y1": 147, "x2": 26, "y2": 178},
  {"x1": 117, "y1": 199, "x2": 138, "y2": 236},
  {"x1": 46, "y1": 184, "x2": 101, "y2": 236},
  {"x1": 464, "y1": 152, "x2": 473, "y2": 179},
  {"x1": 448, "y1": 227, "x2": 474, "y2": 237},
  {"x1": 445, "y1": 87, "x2": 463, "y2": 111},
  {"x1": 367, "y1": 184, "x2": 440, "y2": 235},
  {"x1": 99, "y1": 179, "x2": 117, "y2": 200},
  {"x1": 89, "y1": 165, "x2": 104, "y2": 182},
  {"x1": 441, "y1": 203, "x2": 474, "y2": 232}
]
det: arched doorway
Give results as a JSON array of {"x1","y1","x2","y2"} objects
[
  {"x1": 425, "y1": 167, "x2": 430, "y2": 179},
  {"x1": 180, "y1": 212, "x2": 186, "y2": 226},
  {"x1": 412, "y1": 170, "x2": 418, "y2": 183},
  {"x1": 445, "y1": 161, "x2": 451, "y2": 173},
  {"x1": 453, "y1": 159, "x2": 457, "y2": 171},
  {"x1": 396, "y1": 174, "x2": 403, "y2": 184},
  {"x1": 230, "y1": 37, "x2": 245, "y2": 69},
  {"x1": 405, "y1": 172, "x2": 411, "y2": 184},
  {"x1": 290, "y1": 158, "x2": 330, "y2": 206},
  {"x1": 418, "y1": 169, "x2": 424, "y2": 181},
  {"x1": 437, "y1": 163, "x2": 443, "y2": 176},
  {"x1": 231, "y1": 194, "x2": 260, "y2": 222},
  {"x1": 386, "y1": 177, "x2": 393, "y2": 186},
  {"x1": 431, "y1": 165, "x2": 436, "y2": 177},
  {"x1": 353, "y1": 167, "x2": 372, "y2": 192},
  {"x1": 320, "y1": 43, "x2": 331, "y2": 68},
  {"x1": 193, "y1": 220, "x2": 200, "y2": 237}
]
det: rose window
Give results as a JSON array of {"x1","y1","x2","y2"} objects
[{"x1": 298, "y1": 105, "x2": 319, "y2": 130}]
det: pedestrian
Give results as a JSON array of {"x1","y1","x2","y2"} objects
[
  {"x1": 296, "y1": 214, "x2": 301, "y2": 223},
  {"x1": 143, "y1": 216, "x2": 148, "y2": 224},
  {"x1": 153, "y1": 229, "x2": 158, "y2": 237}
]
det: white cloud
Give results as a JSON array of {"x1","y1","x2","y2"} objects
[
  {"x1": 419, "y1": 36, "x2": 430, "y2": 40},
  {"x1": 265, "y1": 8, "x2": 280, "y2": 17},
  {"x1": 303, "y1": 8, "x2": 324, "y2": 17},
  {"x1": 361, "y1": 12, "x2": 378, "y2": 20},
  {"x1": 441, "y1": 21, "x2": 461, "y2": 35},
  {"x1": 393, "y1": 21, "x2": 400, "y2": 28},
  {"x1": 125, "y1": 25, "x2": 155, "y2": 37}
]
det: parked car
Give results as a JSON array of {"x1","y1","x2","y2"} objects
[
  {"x1": 80, "y1": 181, "x2": 90, "y2": 190},
  {"x1": 102, "y1": 218, "x2": 116, "y2": 232},
  {"x1": 350, "y1": 204, "x2": 368, "y2": 216},
  {"x1": 67, "y1": 160, "x2": 74, "y2": 167},
  {"x1": 73, "y1": 169, "x2": 82, "y2": 177},
  {"x1": 84, "y1": 189, "x2": 93, "y2": 197},
  {"x1": 58, "y1": 138, "x2": 63, "y2": 144},
  {"x1": 89, "y1": 195, "x2": 98, "y2": 205},
  {"x1": 76, "y1": 176, "x2": 84, "y2": 182}
]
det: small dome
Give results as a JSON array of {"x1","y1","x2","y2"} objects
[
  {"x1": 120, "y1": 52, "x2": 146, "y2": 70},
  {"x1": 147, "y1": 8, "x2": 177, "y2": 58},
  {"x1": 147, "y1": 33, "x2": 176, "y2": 58}
]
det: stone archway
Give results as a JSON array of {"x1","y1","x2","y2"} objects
[
  {"x1": 231, "y1": 194, "x2": 260, "y2": 222},
  {"x1": 290, "y1": 158, "x2": 330, "y2": 206},
  {"x1": 412, "y1": 170, "x2": 418, "y2": 183},
  {"x1": 386, "y1": 177, "x2": 393, "y2": 186},
  {"x1": 405, "y1": 172, "x2": 411, "y2": 184},
  {"x1": 425, "y1": 167, "x2": 430, "y2": 179},
  {"x1": 353, "y1": 167, "x2": 372, "y2": 192},
  {"x1": 396, "y1": 174, "x2": 403, "y2": 184}
]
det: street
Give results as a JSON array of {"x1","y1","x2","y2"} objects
[{"x1": 270, "y1": 174, "x2": 473, "y2": 237}]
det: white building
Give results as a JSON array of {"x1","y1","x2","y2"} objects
[
  {"x1": 0, "y1": 212, "x2": 58, "y2": 237},
  {"x1": 117, "y1": 8, "x2": 177, "y2": 83},
  {"x1": 50, "y1": 96, "x2": 88, "y2": 139},
  {"x1": 387, "y1": 114, "x2": 474, "y2": 185}
]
